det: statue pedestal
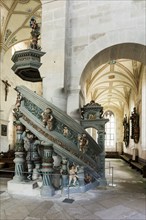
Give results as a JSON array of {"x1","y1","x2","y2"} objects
[{"x1": 7, "y1": 180, "x2": 41, "y2": 196}]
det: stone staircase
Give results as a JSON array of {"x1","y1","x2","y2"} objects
[{"x1": 15, "y1": 86, "x2": 102, "y2": 179}]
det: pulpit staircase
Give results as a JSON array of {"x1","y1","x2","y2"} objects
[{"x1": 15, "y1": 86, "x2": 103, "y2": 180}]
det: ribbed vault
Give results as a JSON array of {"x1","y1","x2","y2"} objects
[{"x1": 0, "y1": 0, "x2": 41, "y2": 52}]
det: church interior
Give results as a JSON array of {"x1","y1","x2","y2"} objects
[{"x1": 0, "y1": 0, "x2": 146, "y2": 219}]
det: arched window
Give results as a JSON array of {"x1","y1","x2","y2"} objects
[{"x1": 104, "y1": 111, "x2": 115, "y2": 149}]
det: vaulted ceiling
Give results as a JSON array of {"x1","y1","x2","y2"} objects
[
  {"x1": 0, "y1": 0, "x2": 143, "y2": 113},
  {"x1": 85, "y1": 59, "x2": 142, "y2": 112},
  {"x1": 0, "y1": 0, "x2": 41, "y2": 52}
]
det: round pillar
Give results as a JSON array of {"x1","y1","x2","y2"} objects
[
  {"x1": 41, "y1": 144, "x2": 55, "y2": 197},
  {"x1": 13, "y1": 121, "x2": 25, "y2": 182}
]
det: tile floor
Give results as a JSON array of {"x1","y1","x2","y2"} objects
[{"x1": 0, "y1": 159, "x2": 146, "y2": 220}]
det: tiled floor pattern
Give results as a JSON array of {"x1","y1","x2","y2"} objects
[{"x1": 0, "y1": 159, "x2": 146, "y2": 220}]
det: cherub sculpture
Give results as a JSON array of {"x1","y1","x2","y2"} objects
[
  {"x1": 63, "y1": 126, "x2": 69, "y2": 137},
  {"x1": 68, "y1": 164, "x2": 78, "y2": 186},
  {"x1": 78, "y1": 133, "x2": 89, "y2": 153},
  {"x1": 41, "y1": 108, "x2": 54, "y2": 131}
]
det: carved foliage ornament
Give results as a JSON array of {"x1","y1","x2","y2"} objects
[{"x1": 81, "y1": 100, "x2": 103, "y2": 120}]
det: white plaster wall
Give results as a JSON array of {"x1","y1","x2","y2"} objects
[
  {"x1": 140, "y1": 66, "x2": 146, "y2": 158},
  {"x1": 40, "y1": 0, "x2": 67, "y2": 111},
  {"x1": 66, "y1": 1, "x2": 144, "y2": 115},
  {"x1": 123, "y1": 67, "x2": 146, "y2": 159},
  {"x1": 40, "y1": 0, "x2": 145, "y2": 116}
]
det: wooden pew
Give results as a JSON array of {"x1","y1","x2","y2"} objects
[
  {"x1": 130, "y1": 157, "x2": 146, "y2": 178},
  {"x1": 120, "y1": 153, "x2": 132, "y2": 164},
  {"x1": 0, "y1": 150, "x2": 15, "y2": 178}
]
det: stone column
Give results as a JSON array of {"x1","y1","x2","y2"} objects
[
  {"x1": 41, "y1": 144, "x2": 55, "y2": 197},
  {"x1": 66, "y1": 88, "x2": 80, "y2": 121},
  {"x1": 40, "y1": 0, "x2": 67, "y2": 112},
  {"x1": 61, "y1": 157, "x2": 68, "y2": 188},
  {"x1": 13, "y1": 121, "x2": 25, "y2": 182},
  {"x1": 97, "y1": 129, "x2": 107, "y2": 186},
  {"x1": 78, "y1": 166, "x2": 85, "y2": 192}
]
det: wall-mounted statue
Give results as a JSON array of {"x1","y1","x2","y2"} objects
[
  {"x1": 123, "y1": 114, "x2": 129, "y2": 147},
  {"x1": 29, "y1": 17, "x2": 41, "y2": 50},
  {"x1": 130, "y1": 107, "x2": 139, "y2": 143},
  {"x1": 12, "y1": 92, "x2": 23, "y2": 122},
  {"x1": 41, "y1": 108, "x2": 54, "y2": 131},
  {"x1": 78, "y1": 133, "x2": 89, "y2": 153}
]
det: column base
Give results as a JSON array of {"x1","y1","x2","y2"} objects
[
  {"x1": 40, "y1": 185, "x2": 55, "y2": 197},
  {"x1": 7, "y1": 179, "x2": 40, "y2": 196},
  {"x1": 98, "y1": 177, "x2": 107, "y2": 188},
  {"x1": 13, "y1": 175, "x2": 26, "y2": 183}
]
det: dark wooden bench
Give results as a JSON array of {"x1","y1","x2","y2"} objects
[
  {"x1": 105, "y1": 151, "x2": 119, "y2": 158},
  {"x1": 130, "y1": 158, "x2": 146, "y2": 178},
  {"x1": 120, "y1": 153, "x2": 132, "y2": 164},
  {"x1": 0, "y1": 167, "x2": 15, "y2": 178},
  {"x1": 0, "y1": 150, "x2": 15, "y2": 178}
]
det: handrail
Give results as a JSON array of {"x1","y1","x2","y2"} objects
[{"x1": 15, "y1": 86, "x2": 102, "y2": 177}]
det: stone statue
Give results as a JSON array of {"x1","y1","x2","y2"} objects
[
  {"x1": 68, "y1": 164, "x2": 78, "y2": 186},
  {"x1": 41, "y1": 108, "x2": 54, "y2": 131},
  {"x1": 29, "y1": 17, "x2": 41, "y2": 50},
  {"x1": 22, "y1": 130, "x2": 42, "y2": 180},
  {"x1": 78, "y1": 133, "x2": 89, "y2": 153},
  {"x1": 63, "y1": 126, "x2": 69, "y2": 137},
  {"x1": 84, "y1": 173, "x2": 92, "y2": 184},
  {"x1": 15, "y1": 92, "x2": 22, "y2": 109},
  {"x1": 12, "y1": 92, "x2": 23, "y2": 123}
]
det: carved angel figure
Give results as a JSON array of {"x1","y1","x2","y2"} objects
[
  {"x1": 15, "y1": 92, "x2": 22, "y2": 109},
  {"x1": 63, "y1": 126, "x2": 69, "y2": 137},
  {"x1": 41, "y1": 108, "x2": 54, "y2": 131},
  {"x1": 68, "y1": 164, "x2": 78, "y2": 186},
  {"x1": 78, "y1": 133, "x2": 89, "y2": 153}
]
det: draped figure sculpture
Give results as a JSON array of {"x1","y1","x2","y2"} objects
[{"x1": 22, "y1": 130, "x2": 42, "y2": 180}]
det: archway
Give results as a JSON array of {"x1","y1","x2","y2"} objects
[{"x1": 79, "y1": 42, "x2": 146, "y2": 161}]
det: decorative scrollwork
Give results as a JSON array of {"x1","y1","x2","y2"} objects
[
  {"x1": 24, "y1": 98, "x2": 42, "y2": 120},
  {"x1": 54, "y1": 121, "x2": 78, "y2": 145},
  {"x1": 21, "y1": 115, "x2": 96, "y2": 170},
  {"x1": 81, "y1": 100, "x2": 103, "y2": 120}
]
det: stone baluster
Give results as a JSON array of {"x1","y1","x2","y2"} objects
[
  {"x1": 13, "y1": 121, "x2": 25, "y2": 182},
  {"x1": 41, "y1": 143, "x2": 55, "y2": 197},
  {"x1": 61, "y1": 157, "x2": 68, "y2": 187},
  {"x1": 77, "y1": 166, "x2": 85, "y2": 192}
]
